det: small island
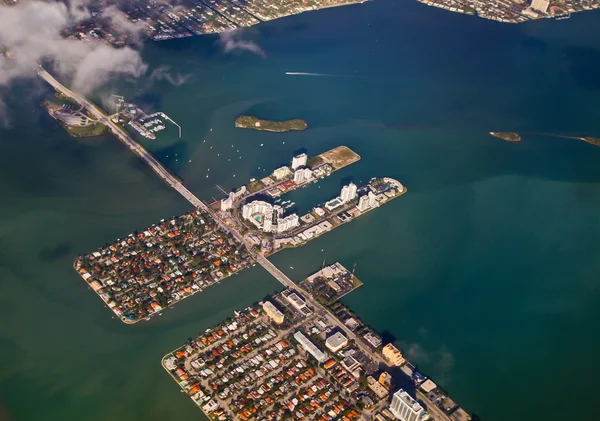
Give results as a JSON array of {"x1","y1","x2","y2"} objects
[
  {"x1": 582, "y1": 137, "x2": 600, "y2": 146},
  {"x1": 235, "y1": 115, "x2": 308, "y2": 132},
  {"x1": 490, "y1": 132, "x2": 521, "y2": 142}
]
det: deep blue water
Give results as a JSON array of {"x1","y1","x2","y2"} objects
[{"x1": 1, "y1": 0, "x2": 600, "y2": 420}]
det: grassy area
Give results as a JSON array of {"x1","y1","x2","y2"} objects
[
  {"x1": 319, "y1": 145, "x2": 361, "y2": 169},
  {"x1": 43, "y1": 100, "x2": 106, "y2": 138},
  {"x1": 351, "y1": 275, "x2": 364, "y2": 289},
  {"x1": 307, "y1": 155, "x2": 324, "y2": 168},
  {"x1": 54, "y1": 91, "x2": 78, "y2": 105},
  {"x1": 65, "y1": 123, "x2": 107, "y2": 137},
  {"x1": 248, "y1": 179, "x2": 266, "y2": 193},
  {"x1": 235, "y1": 115, "x2": 308, "y2": 132}
]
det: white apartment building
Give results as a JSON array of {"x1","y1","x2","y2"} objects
[
  {"x1": 340, "y1": 183, "x2": 358, "y2": 203},
  {"x1": 389, "y1": 389, "x2": 425, "y2": 421},
  {"x1": 291, "y1": 153, "x2": 308, "y2": 170}
]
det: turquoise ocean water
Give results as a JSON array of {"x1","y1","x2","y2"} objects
[{"x1": 1, "y1": 0, "x2": 600, "y2": 420}]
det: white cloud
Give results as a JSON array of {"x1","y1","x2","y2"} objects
[
  {"x1": 0, "y1": 1, "x2": 147, "y2": 94},
  {"x1": 149, "y1": 65, "x2": 192, "y2": 86},
  {"x1": 218, "y1": 30, "x2": 266, "y2": 57}
]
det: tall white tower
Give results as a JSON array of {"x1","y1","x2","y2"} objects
[
  {"x1": 341, "y1": 183, "x2": 357, "y2": 203},
  {"x1": 291, "y1": 153, "x2": 308, "y2": 170},
  {"x1": 389, "y1": 389, "x2": 424, "y2": 421}
]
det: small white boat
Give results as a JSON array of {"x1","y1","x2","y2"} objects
[{"x1": 290, "y1": 266, "x2": 294, "y2": 269}]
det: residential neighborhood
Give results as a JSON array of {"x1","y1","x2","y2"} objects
[{"x1": 74, "y1": 210, "x2": 254, "y2": 323}]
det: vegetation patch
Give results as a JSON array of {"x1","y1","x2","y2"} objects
[{"x1": 235, "y1": 115, "x2": 308, "y2": 132}]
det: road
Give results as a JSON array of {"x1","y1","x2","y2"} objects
[
  {"x1": 38, "y1": 67, "x2": 295, "y2": 287},
  {"x1": 40, "y1": 69, "x2": 454, "y2": 421}
]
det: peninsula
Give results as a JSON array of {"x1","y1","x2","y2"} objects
[
  {"x1": 215, "y1": 148, "x2": 408, "y2": 254},
  {"x1": 74, "y1": 210, "x2": 253, "y2": 324},
  {"x1": 235, "y1": 115, "x2": 308, "y2": 133},
  {"x1": 490, "y1": 131, "x2": 521, "y2": 142},
  {"x1": 162, "y1": 263, "x2": 472, "y2": 421}
]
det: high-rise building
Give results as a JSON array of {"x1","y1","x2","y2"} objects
[
  {"x1": 263, "y1": 212, "x2": 273, "y2": 232},
  {"x1": 303, "y1": 168, "x2": 313, "y2": 180},
  {"x1": 357, "y1": 195, "x2": 370, "y2": 212},
  {"x1": 341, "y1": 183, "x2": 357, "y2": 203},
  {"x1": 368, "y1": 191, "x2": 378, "y2": 208},
  {"x1": 294, "y1": 167, "x2": 313, "y2": 183},
  {"x1": 389, "y1": 389, "x2": 425, "y2": 421},
  {"x1": 220, "y1": 192, "x2": 234, "y2": 211},
  {"x1": 291, "y1": 153, "x2": 308, "y2": 170},
  {"x1": 293, "y1": 169, "x2": 305, "y2": 183},
  {"x1": 277, "y1": 213, "x2": 299, "y2": 233}
]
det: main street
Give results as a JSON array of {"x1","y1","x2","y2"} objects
[{"x1": 40, "y1": 69, "x2": 454, "y2": 421}]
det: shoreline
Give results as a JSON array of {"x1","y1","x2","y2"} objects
[
  {"x1": 160, "y1": 277, "x2": 471, "y2": 421},
  {"x1": 73, "y1": 256, "x2": 253, "y2": 325}
]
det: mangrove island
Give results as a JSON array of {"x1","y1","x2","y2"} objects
[
  {"x1": 235, "y1": 115, "x2": 308, "y2": 132},
  {"x1": 490, "y1": 132, "x2": 521, "y2": 142}
]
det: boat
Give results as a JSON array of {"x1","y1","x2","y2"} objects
[{"x1": 290, "y1": 266, "x2": 294, "y2": 269}]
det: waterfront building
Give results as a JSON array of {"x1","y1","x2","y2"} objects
[
  {"x1": 242, "y1": 200, "x2": 297, "y2": 233},
  {"x1": 242, "y1": 200, "x2": 272, "y2": 220},
  {"x1": 341, "y1": 183, "x2": 358, "y2": 203},
  {"x1": 364, "y1": 332, "x2": 382, "y2": 348},
  {"x1": 263, "y1": 212, "x2": 273, "y2": 232},
  {"x1": 357, "y1": 194, "x2": 370, "y2": 212},
  {"x1": 293, "y1": 169, "x2": 305, "y2": 183},
  {"x1": 273, "y1": 166, "x2": 292, "y2": 180},
  {"x1": 221, "y1": 192, "x2": 234, "y2": 211},
  {"x1": 291, "y1": 153, "x2": 308, "y2": 170},
  {"x1": 294, "y1": 331, "x2": 327, "y2": 362},
  {"x1": 383, "y1": 343, "x2": 406, "y2": 366},
  {"x1": 325, "y1": 331, "x2": 348, "y2": 352},
  {"x1": 368, "y1": 191, "x2": 378, "y2": 208},
  {"x1": 389, "y1": 389, "x2": 426, "y2": 421},
  {"x1": 276, "y1": 213, "x2": 299, "y2": 233},
  {"x1": 262, "y1": 301, "x2": 284, "y2": 324},
  {"x1": 293, "y1": 167, "x2": 313, "y2": 184}
]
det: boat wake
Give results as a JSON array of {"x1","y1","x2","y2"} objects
[{"x1": 285, "y1": 72, "x2": 344, "y2": 77}]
